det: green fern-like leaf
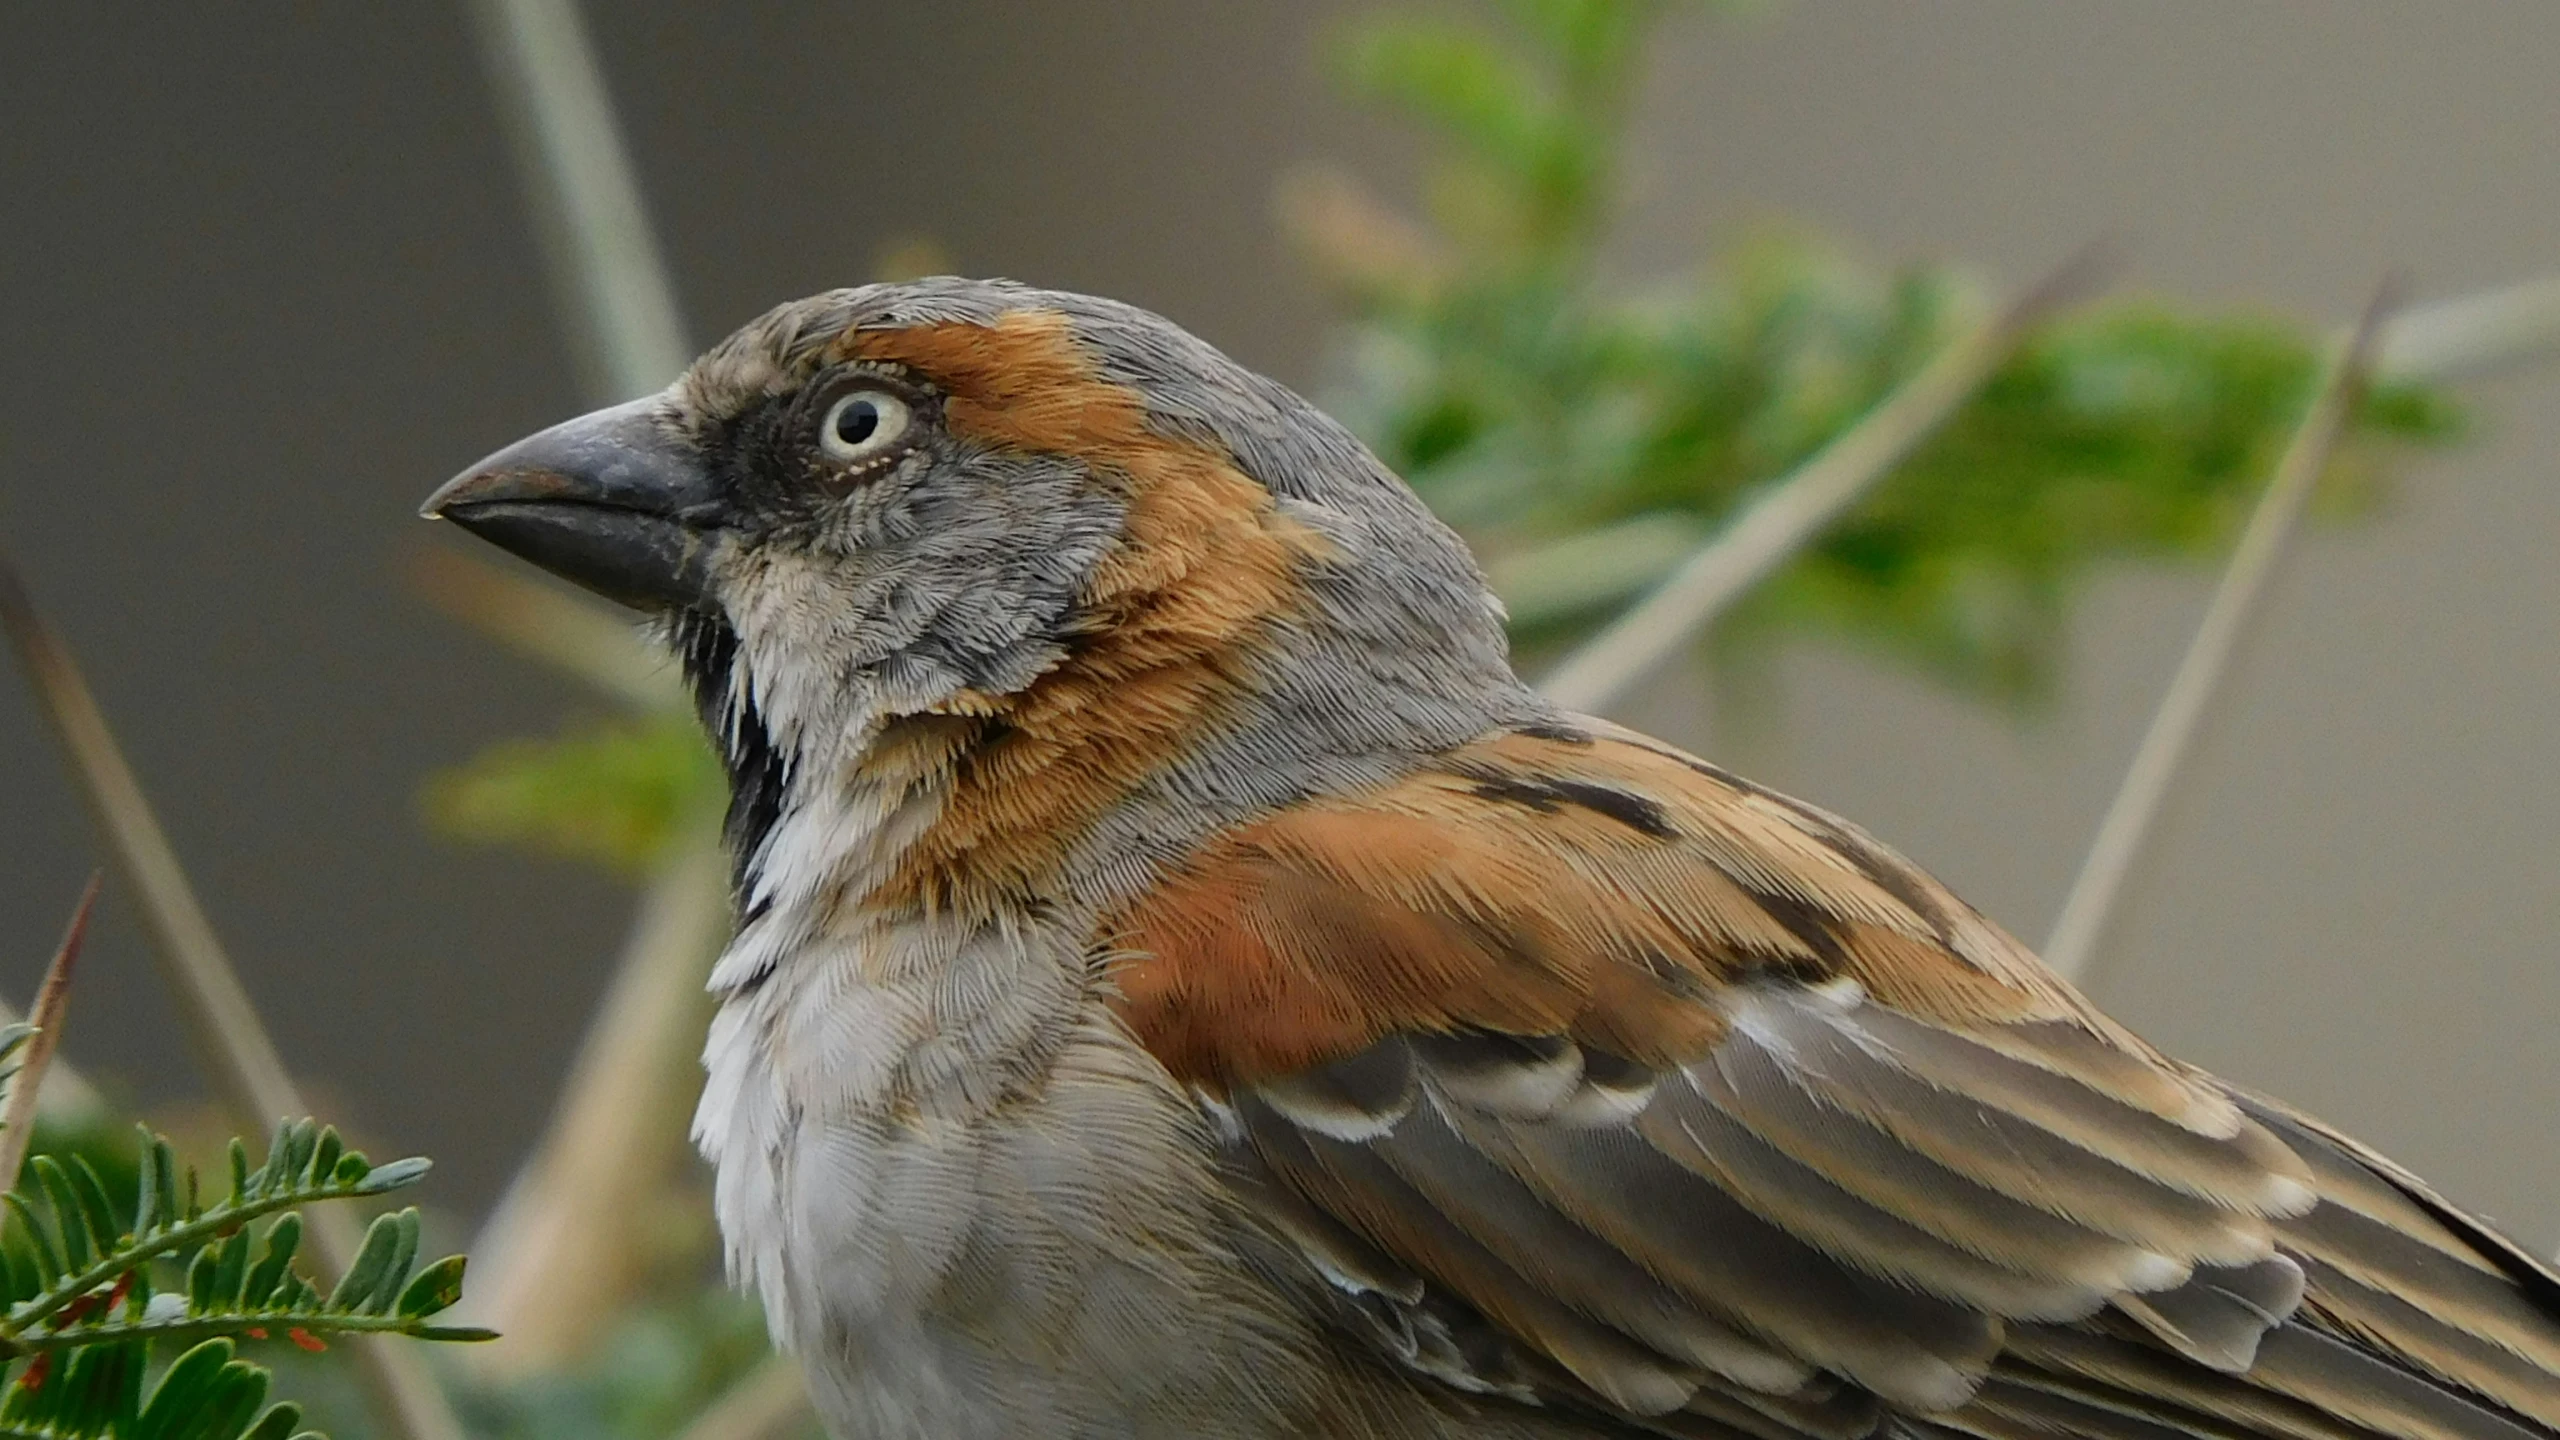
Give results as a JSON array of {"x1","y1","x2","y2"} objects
[
  {"x1": 0, "y1": 1027, "x2": 33, "y2": 1098},
  {"x1": 0, "y1": 1121, "x2": 487, "y2": 1440}
]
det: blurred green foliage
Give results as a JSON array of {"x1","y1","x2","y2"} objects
[
  {"x1": 460, "y1": 1290, "x2": 803, "y2": 1440},
  {"x1": 423, "y1": 717, "x2": 720, "y2": 878},
  {"x1": 1299, "y1": 0, "x2": 2459, "y2": 703}
]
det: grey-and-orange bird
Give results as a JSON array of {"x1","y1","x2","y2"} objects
[{"x1": 426, "y1": 280, "x2": 2560, "y2": 1440}]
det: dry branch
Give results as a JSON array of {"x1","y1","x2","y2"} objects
[
  {"x1": 0, "y1": 875, "x2": 101, "y2": 1189},
  {"x1": 2042, "y1": 278, "x2": 2402, "y2": 987}
]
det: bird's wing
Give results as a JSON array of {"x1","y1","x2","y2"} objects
[{"x1": 1106, "y1": 717, "x2": 2560, "y2": 1440}]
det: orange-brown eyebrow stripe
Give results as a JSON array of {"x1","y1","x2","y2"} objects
[{"x1": 844, "y1": 311, "x2": 1333, "y2": 918}]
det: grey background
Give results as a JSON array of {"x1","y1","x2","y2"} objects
[{"x1": 3, "y1": 4, "x2": 2556, "y2": 1237}]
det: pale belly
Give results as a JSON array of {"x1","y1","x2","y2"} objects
[{"x1": 695, "y1": 942, "x2": 1349, "y2": 1439}]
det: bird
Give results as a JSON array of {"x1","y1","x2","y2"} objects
[{"x1": 425, "y1": 278, "x2": 2560, "y2": 1440}]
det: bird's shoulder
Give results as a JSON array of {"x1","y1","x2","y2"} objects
[{"x1": 1108, "y1": 712, "x2": 2205, "y2": 1119}]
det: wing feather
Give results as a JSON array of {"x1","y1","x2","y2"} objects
[
  {"x1": 2001, "y1": 1327, "x2": 2376, "y2": 1440},
  {"x1": 1447, "y1": 1105, "x2": 2005, "y2": 1410},
  {"x1": 1703, "y1": 989, "x2": 2288, "y2": 1264},
  {"x1": 1636, "y1": 1083, "x2": 2120, "y2": 1319},
  {"x1": 1243, "y1": 1090, "x2": 1709, "y2": 1415},
  {"x1": 1359, "y1": 1090, "x2": 1815, "y2": 1394},
  {"x1": 1103, "y1": 720, "x2": 2560, "y2": 1440}
]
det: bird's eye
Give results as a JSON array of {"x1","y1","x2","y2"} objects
[{"x1": 817, "y1": 389, "x2": 912, "y2": 467}]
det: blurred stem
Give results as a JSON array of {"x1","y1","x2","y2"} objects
[
  {"x1": 0, "y1": 556, "x2": 298, "y2": 1132},
  {"x1": 1538, "y1": 242, "x2": 2117, "y2": 713},
  {"x1": 2044, "y1": 278, "x2": 2400, "y2": 989},
  {"x1": 461, "y1": 834, "x2": 730, "y2": 1373},
  {"x1": 0, "y1": 553, "x2": 465, "y2": 1440},
  {"x1": 2375, "y1": 273, "x2": 2560, "y2": 385},
  {"x1": 0, "y1": 875, "x2": 99, "y2": 1188},
  {"x1": 412, "y1": 544, "x2": 681, "y2": 711},
  {"x1": 672, "y1": 1353, "x2": 815, "y2": 1440},
  {"x1": 462, "y1": 0, "x2": 690, "y2": 401}
]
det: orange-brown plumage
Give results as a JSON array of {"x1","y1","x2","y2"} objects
[
  {"x1": 846, "y1": 312, "x2": 1331, "y2": 917},
  {"x1": 1113, "y1": 723, "x2": 2114, "y2": 1087}
]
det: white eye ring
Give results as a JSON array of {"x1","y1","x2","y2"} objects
[{"x1": 818, "y1": 389, "x2": 913, "y2": 466}]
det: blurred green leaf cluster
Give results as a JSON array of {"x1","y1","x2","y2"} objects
[
  {"x1": 424, "y1": 716, "x2": 719, "y2": 878},
  {"x1": 1296, "y1": 0, "x2": 2460, "y2": 703},
  {"x1": 459, "y1": 1290, "x2": 803, "y2": 1440}
]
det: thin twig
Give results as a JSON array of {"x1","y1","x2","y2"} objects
[
  {"x1": 1538, "y1": 243, "x2": 2117, "y2": 714},
  {"x1": 412, "y1": 544, "x2": 682, "y2": 711},
  {"x1": 2376, "y1": 272, "x2": 2560, "y2": 385},
  {"x1": 0, "y1": 557, "x2": 300, "y2": 1133},
  {"x1": 673, "y1": 1353, "x2": 815, "y2": 1440},
  {"x1": 462, "y1": 0, "x2": 691, "y2": 401},
  {"x1": 2043, "y1": 278, "x2": 2403, "y2": 989},
  {"x1": 0, "y1": 555, "x2": 465, "y2": 1440},
  {"x1": 0, "y1": 876, "x2": 101, "y2": 1189}
]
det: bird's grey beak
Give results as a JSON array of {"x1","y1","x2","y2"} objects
[{"x1": 421, "y1": 397, "x2": 724, "y2": 612}]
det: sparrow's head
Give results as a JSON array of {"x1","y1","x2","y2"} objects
[{"x1": 428, "y1": 280, "x2": 1529, "y2": 885}]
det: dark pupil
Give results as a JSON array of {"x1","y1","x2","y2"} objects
[{"x1": 834, "y1": 399, "x2": 879, "y2": 447}]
